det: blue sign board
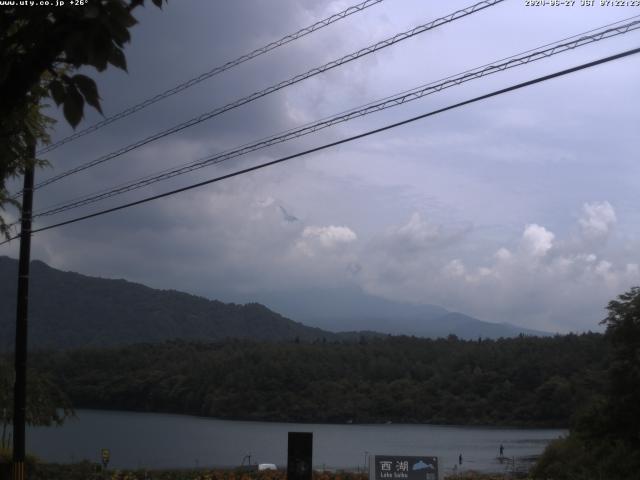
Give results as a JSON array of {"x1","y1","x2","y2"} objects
[{"x1": 370, "y1": 455, "x2": 438, "y2": 480}]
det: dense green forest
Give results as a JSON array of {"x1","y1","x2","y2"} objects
[
  {"x1": 29, "y1": 333, "x2": 607, "y2": 427},
  {"x1": 532, "y1": 287, "x2": 640, "y2": 479}
]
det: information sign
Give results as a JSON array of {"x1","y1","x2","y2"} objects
[{"x1": 370, "y1": 455, "x2": 438, "y2": 480}]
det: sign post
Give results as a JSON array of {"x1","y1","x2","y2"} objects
[
  {"x1": 369, "y1": 455, "x2": 439, "y2": 480},
  {"x1": 101, "y1": 448, "x2": 110, "y2": 478}
]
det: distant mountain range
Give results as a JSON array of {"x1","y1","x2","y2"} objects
[
  {"x1": 241, "y1": 287, "x2": 549, "y2": 339},
  {"x1": 0, "y1": 256, "x2": 548, "y2": 350}
]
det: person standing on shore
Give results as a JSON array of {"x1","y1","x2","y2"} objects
[{"x1": 500, "y1": 444, "x2": 504, "y2": 457}]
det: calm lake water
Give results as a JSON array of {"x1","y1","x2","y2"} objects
[{"x1": 27, "y1": 410, "x2": 565, "y2": 475}]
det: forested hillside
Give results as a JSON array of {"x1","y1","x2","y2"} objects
[
  {"x1": 533, "y1": 287, "x2": 640, "y2": 479},
  {"x1": 0, "y1": 257, "x2": 337, "y2": 349},
  {"x1": 31, "y1": 333, "x2": 607, "y2": 427}
]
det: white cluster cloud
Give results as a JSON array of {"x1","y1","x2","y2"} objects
[
  {"x1": 579, "y1": 201, "x2": 616, "y2": 241},
  {"x1": 392, "y1": 212, "x2": 443, "y2": 249},
  {"x1": 294, "y1": 225, "x2": 358, "y2": 260},
  {"x1": 521, "y1": 224, "x2": 555, "y2": 258},
  {"x1": 241, "y1": 201, "x2": 638, "y2": 333},
  {"x1": 354, "y1": 202, "x2": 639, "y2": 332},
  {"x1": 301, "y1": 225, "x2": 357, "y2": 248}
]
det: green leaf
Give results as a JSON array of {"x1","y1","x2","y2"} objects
[
  {"x1": 63, "y1": 31, "x2": 90, "y2": 67},
  {"x1": 109, "y1": 1, "x2": 138, "y2": 28},
  {"x1": 72, "y1": 74, "x2": 102, "y2": 115},
  {"x1": 62, "y1": 85, "x2": 84, "y2": 129},
  {"x1": 107, "y1": 18, "x2": 132, "y2": 47},
  {"x1": 85, "y1": 35, "x2": 111, "y2": 71},
  {"x1": 108, "y1": 46, "x2": 127, "y2": 71},
  {"x1": 48, "y1": 80, "x2": 66, "y2": 106},
  {"x1": 104, "y1": 1, "x2": 135, "y2": 42}
]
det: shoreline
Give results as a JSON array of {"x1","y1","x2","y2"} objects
[
  {"x1": 26, "y1": 410, "x2": 560, "y2": 474},
  {"x1": 70, "y1": 407, "x2": 569, "y2": 430}
]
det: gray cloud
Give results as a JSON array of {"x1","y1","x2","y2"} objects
[
  {"x1": 354, "y1": 203, "x2": 638, "y2": 332},
  {"x1": 3, "y1": 0, "x2": 639, "y2": 333}
]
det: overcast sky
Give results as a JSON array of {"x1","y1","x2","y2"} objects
[{"x1": 3, "y1": 0, "x2": 640, "y2": 333}]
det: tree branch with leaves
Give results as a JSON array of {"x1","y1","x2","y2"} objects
[{"x1": 0, "y1": 0, "x2": 166, "y2": 238}]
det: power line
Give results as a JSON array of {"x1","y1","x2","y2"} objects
[
  {"x1": 34, "y1": 14, "x2": 640, "y2": 215},
  {"x1": 28, "y1": 17, "x2": 640, "y2": 220},
  {"x1": 3, "y1": 46, "x2": 638, "y2": 246},
  {"x1": 36, "y1": 0, "x2": 386, "y2": 155},
  {"x1": 23, "y1": 0, "x2": 503, "y2": 196}
]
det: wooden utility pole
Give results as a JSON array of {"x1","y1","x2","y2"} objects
[{"x1": 12, "y1": 144, "x2": 35, "y2": 480}]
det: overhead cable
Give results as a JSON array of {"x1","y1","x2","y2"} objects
[
  {"x1": 24, "y1": 0, "x2": 504, "y2": 195},
  {"x1": 37, "y1": 0, "x2": 387, "y2": 155},
  {"x1": 29, "y1": 17, "x2": 640, "y2": 220},
  {"x1": 2, "y1": 46, "x2": 638, "y2": 246}
]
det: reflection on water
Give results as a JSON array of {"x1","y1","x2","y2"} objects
[{"x1": 27, "y1": 409, "x2": 565, "y2": 474}]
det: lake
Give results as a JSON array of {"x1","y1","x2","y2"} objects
[{"x1": 27, "y1": 410, "x2": 565, "y2": 475}]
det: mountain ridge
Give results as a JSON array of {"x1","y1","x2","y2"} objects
[
  {"x1": 244, "y1": 286, "x2": 549, "y2": 339},
  {"x1": 0, "y1": 256, "x2": 338, "y2": 350},
  {"x1": 0, "y1": 256, "x2": 548, "y2": 350}
]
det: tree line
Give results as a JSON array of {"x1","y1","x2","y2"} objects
[
  {"x1": 27, "y1": 332, "x2": 608, "y2": 428},
  {"x1": 532, "y1": 287, "x2": 640, "y2": 479}
]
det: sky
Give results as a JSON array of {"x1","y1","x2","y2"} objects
[{"x1": 3, "y1": 0, "x2": 640, "y2": 333}]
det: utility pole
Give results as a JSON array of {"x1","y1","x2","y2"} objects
[{"x1": 12, "y1": 143, "x2": 35, "y2": 480}]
